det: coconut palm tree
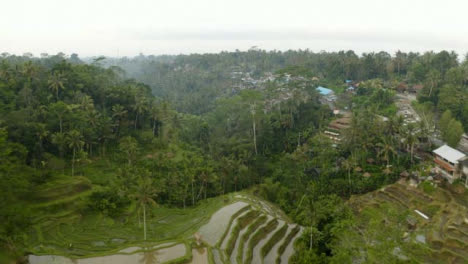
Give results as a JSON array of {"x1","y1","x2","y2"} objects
[
  {"x1": 426, "y1": 69, "x2": 441, "y2": 97},
  {"x1": 132, "y1": 176, "x2": 157, "y2": 240},
  {"x1": 0, "y1": 61, "x2": 12, "y2": 81},
  {"x1": 48, "y1": 71, "x2": 67, "y2": 100},
  {"x1": 376, "y1": 137, "x2": 396, "y2": 167},
  {"x1": 111, "y1": 104, "x2": 127, "y2": 136},
  {"x1": 149, "y1": 102, "x2": 159, "y2": 136},
  {"x1": 35, "y1": 123, "x2": 49, "y2": 155},
  {"x1": 51, "y1": 132, "x2": 66, "y2": 159},
  {"x1": 22, "y1": 61, "x2": 39, "y2": 84},
  {"x1": 66, "y1": 130, "x2": 83, "y2": 176},
  {"x1": 132, "y1": 96, "x2": 147, "y2": 130},
  {"x1": 403, "y1": 123, "x2": 419, "y2": 164}
]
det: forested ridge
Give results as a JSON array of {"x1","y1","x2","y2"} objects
[{"x1": 1, "y1": 50, "x2": 468, "y2": 263}]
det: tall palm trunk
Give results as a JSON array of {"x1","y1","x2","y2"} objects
[
  {"x1": 191, "y1": 180, "x2": 195, "y2": 205},
  {"x1": 135, "y1": 113, "x2": 138, "y2": 130},
  {"x1": 410, "y1": 143, "x2": 414, "y2": 164},
  {"x1": 252, "y1": 118, "x2": 257, "y2": 155},
  {"x1": 143, "y1": 203, "x2": 147, "y2": 240},
  {"x1": 72, "y1": 148, "x2": 75, "y2": 176},
  {"x1": 138, "y1": 207, "x2": 141, "y2": 228},
  {"x1": 310, "y1": 227, "x2": 313, "y2": 250}
]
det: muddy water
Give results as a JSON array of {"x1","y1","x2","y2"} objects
[
  {"x1": 221, "y1": 210, "x2": 251, "y2": 250},
  {"x1": 251, "y1": 220, "x2": 285, "y2": 264},
  {"x1": 230, "y1": 214, "x2": 257, "y2": 264},
  {"x1": 264, "y1": 225, "x2": 293, "y2": 264},
  {"x1": 241, "y1": 215, "x2": 273, "y2": 263},
  {"x1": 280, "y1": 227, "x2": 303, "y2": 264},
  {"x1": 29, "y1": 243, "x2": 186, "y2": 264},
  {"x1": 198, "y1": 201, "x2": 249, "y2": 245},
  {"x1": 211, "y1": 248, "x2": 223, "y2": 264},
  {"x1": 189, "y1": 248, "x2": 208, "y2": 264}
]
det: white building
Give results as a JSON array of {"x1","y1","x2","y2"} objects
[{"x1": 432, "y1": 145, "x2": 467, "y2": 184}]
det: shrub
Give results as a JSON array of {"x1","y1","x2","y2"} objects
[
  {"x1": 88, "y1": 190, "x2": 130, "y2": 217},
  {"x1": 420, "y1": 181, "x2": 435, "y2": 194}
]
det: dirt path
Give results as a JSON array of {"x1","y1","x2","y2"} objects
[{"x1": 190, "y1": 248, "x2": 208, "y2": 264}]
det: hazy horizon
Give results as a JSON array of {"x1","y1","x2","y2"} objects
[{"x1": 2, "y1": 0, "x2": 468, "y2": 57}]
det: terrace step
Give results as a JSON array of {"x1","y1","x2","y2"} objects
[
  {"x1": 263, "y1": 224, "x2": 294, "y2": 264},
  {"x1": 251, "y1": 220, "x2": 284, "y2": 264},
  {"x1": 279, "y1": 226, "x2": 303, "y2": 264}
]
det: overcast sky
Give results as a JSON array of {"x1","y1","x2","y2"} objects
[{"x1": 1, "y1": 0, "x2": 468, "y2": 57}]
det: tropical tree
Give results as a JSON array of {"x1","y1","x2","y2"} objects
[
  {"x1": 66, "y1": 130, "x2": 83, "y2": 176},
  {"x1": 119, "y1": 136, "x2": 138, "y2": 166},
  {"x1": 132, "y1": 175, "x2": 157, "y2": 240},
  {"x1": 149, "y1": 102, "x2": 159, "y2": 136},
  {"x1": 376, "y1": 137, "x2": 396, "y2": 167},
  {"x1": 51, "y1": 132, "x2": 66, "y2": 159},
  {"x1": 132, "y1": 96, "x2": 147, "y2": 129},
  {"x1": 49, "y1": 101, "x2": 68, "y2": 133},
  {"x1": 112, "y1": 104, "x2": 127, "y2": 136},
  {"x1": 47, "y1": 71, "x2": 67, "y2": 100},
  {"x1": 35, "y1": 123, "x2": 49, "y2": 156},
  {"x1": 403, "y1": 123, "x2": 419, "y2": 164},
  {"x1": 444, "y1": 119, "x2": 464, "y2": 147}
]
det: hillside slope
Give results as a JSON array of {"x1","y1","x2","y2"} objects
[
  {"x1": 347, "y1": 180, "x2": 468, "y2": 263},
  {"x1": 27, "y1": 184, "x2": 301, "y2": 264}
]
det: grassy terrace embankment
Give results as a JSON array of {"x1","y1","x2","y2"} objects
[
  {"x1": 25, "y1": 178, "x2": 303, "y2": 264},
  {"x1": 348, "y1": 180, "x2": 468, "y2": 263}
]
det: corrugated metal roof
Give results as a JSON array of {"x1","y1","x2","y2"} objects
[
  {"x1": 316, "y1": 86, "x2": 333, "y2": 95},
  {"x1": 433, "y1": 145, "x2": 466, "y2": 164}
]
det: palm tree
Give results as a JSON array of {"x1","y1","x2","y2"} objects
[
  {"x1": 22, "y1": 61, "x2": 39, "y2": 84},
  {"x1": 80, "y1": 95, "x2": 94, "y2": 112},
  {"x1": 112, "y1": 104, "x2": 127, "y2": 136},
  {"x1": 35, "y1": 123, "x2": 49, "y2": 155},
  {"x1": 426, "y1": 69, "x2": 441, "y2": 97},
  {"x1": 149, "y1": 103, "x2": 159, "y2": 136},
  {"x1": 376, "y1": 137, "x2": 396, "y2": 167},
  {"x1": 51, "y1": 132, "x2": 66, "y2": 159},
  {"x1": 403, "y1": 123, "x2": 419, "y2": 164},
  {"x1": 66, "y1": 130, "x2": 83, "y2": 176},
  {"x1": 0, "y1": 61, "x2": 12, "y2": 81},
  {"x1": 132, "y1": 96, "x2": 147, "y2": 130},
  {"x1": 132, "y1": 176, "x2": 157, "y2": 240},
  {"x1": 49, "y1": 101, "x2": 68, "y2": 134},
  {"x1": 48, "y1": 71, "x2": 67, "y2": 100},
  {"x1": 250, "y1": 102, "x2": 258, "y2": 155}
]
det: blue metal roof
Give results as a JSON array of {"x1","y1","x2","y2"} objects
[{"x1": 316, "y1": 86, "x2": 333, "y2": 95}]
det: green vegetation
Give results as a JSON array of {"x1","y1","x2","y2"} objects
[
  {"x1": 245, "y1": 219, "x2": 279, "y2": 264},
  {"x1": 225, "y1": 210, "x2": 260, "y2": 256},
  {"x1": 215, "y1": 205, "x2": 251, "y2": 248},
  {"x1": 260, "y1": 223, "x2": 288, "y2": 258},
  {"x1": 276, "y1": 226, "x2": 300, "y2": 264},
  {"x1": 237, "y1": 215, "x2": 267, "y2": 263},
  {"x1": 1, "y1": 49, "x2": 467, "y2": 263}
]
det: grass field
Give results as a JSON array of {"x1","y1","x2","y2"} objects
[
  {"x1": 348, "y1": 179, "x2": 468, "y2": 263},
  {"x1": 25, "y1": 176, "x2": 303, "y2": 264}
]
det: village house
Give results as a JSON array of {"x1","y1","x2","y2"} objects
[
  {"x1": 432, "y1": 145, "x2": 467, "y2": 184},
  {"x1": 316, "y1": 86, "x2": 336, "y2": 101}
]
